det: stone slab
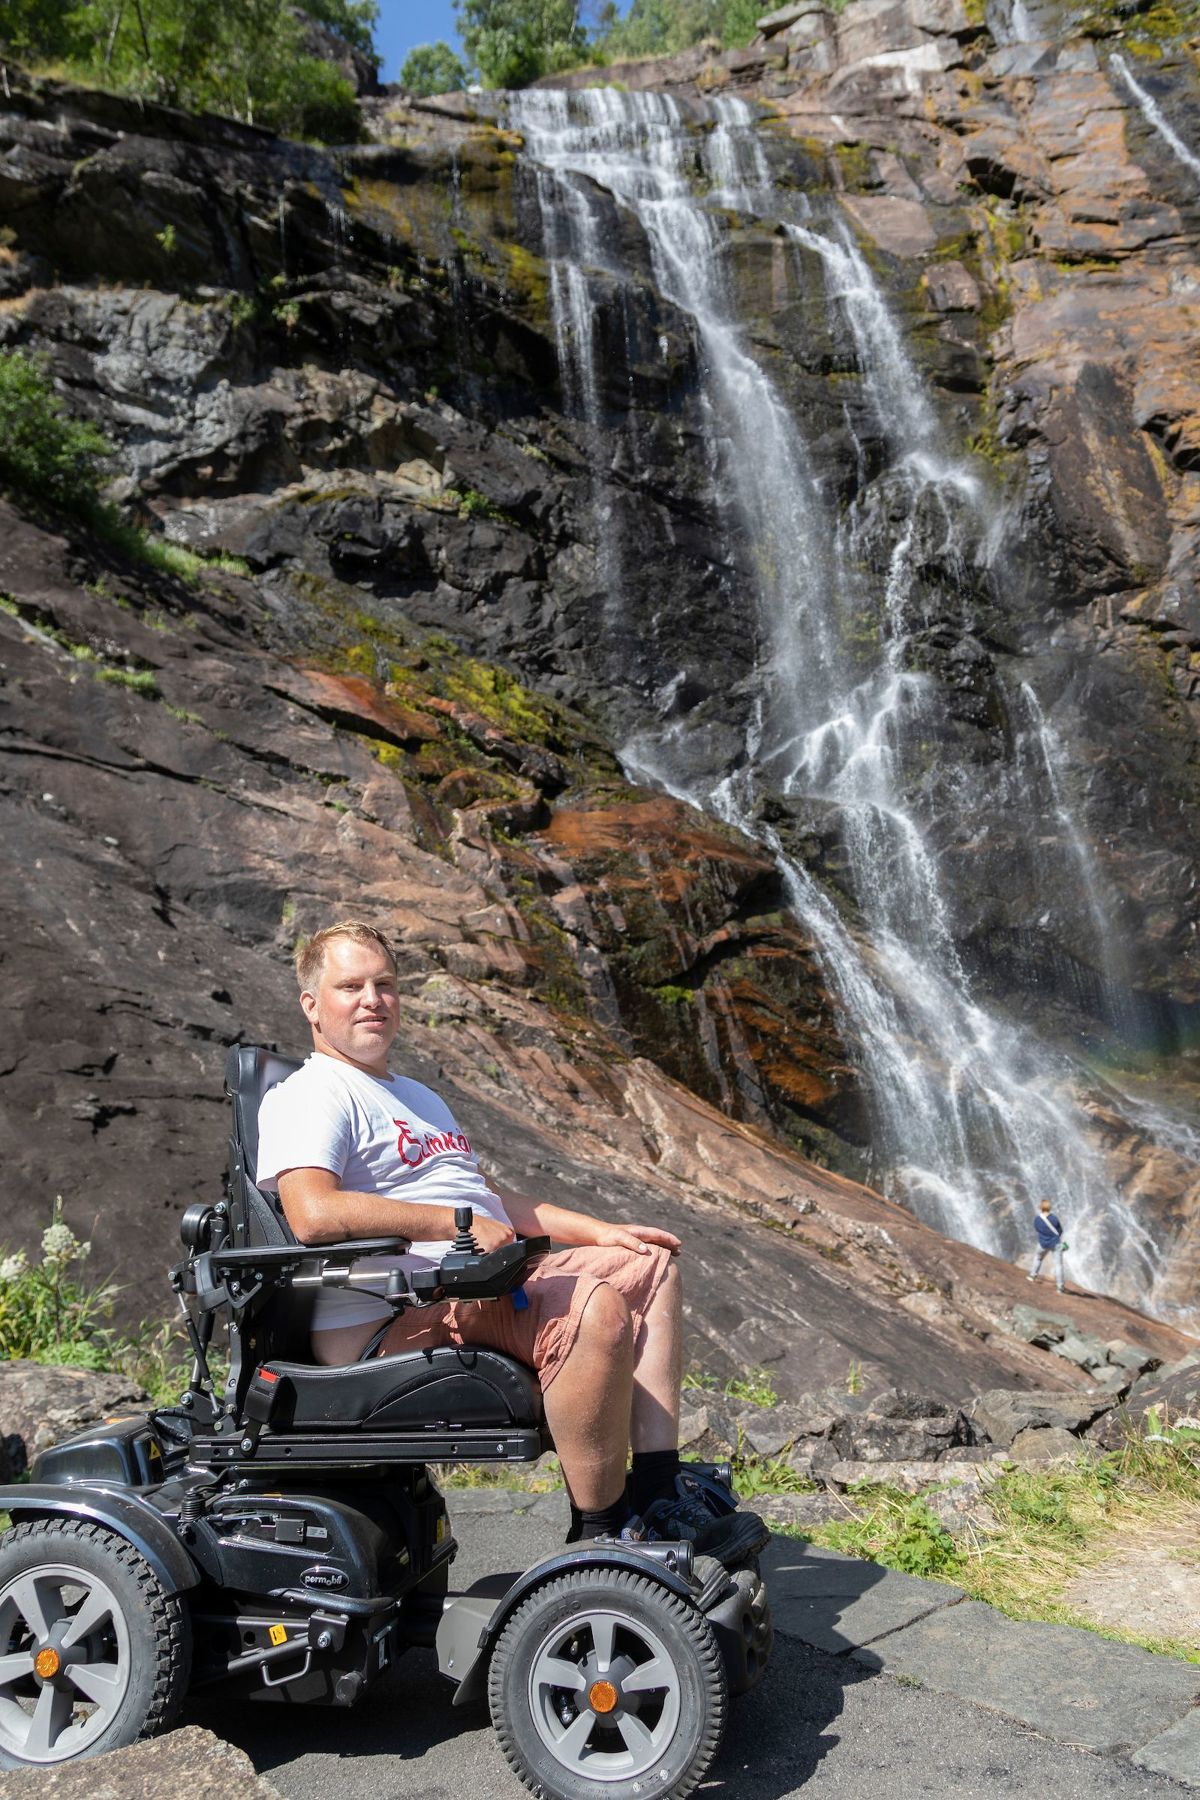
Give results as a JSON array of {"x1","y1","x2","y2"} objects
[
  {"x1": 1132, "y1": 1710, "x2": 1200, "y2": 1787},
  {"x1": 851, "y1": 1600, "x2": 1200, "y2": 1753},
  {"x1": 762, "y1": 1538, "x2": 963, "y2": 1654},
  {"x1": 0, "y1": 1726, "x2": 283, "y2": 1798}
]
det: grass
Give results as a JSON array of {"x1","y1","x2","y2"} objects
[
  {"x1": 437, "y1": 1455, "x2": 564, "y2": 1493},
  {"x1": 790, "y1": 1430, "x2": 1200, "y2": 1663},
  {"x1": 683, "y1": 1364, "x2": 780, "y2": 1408},
  {"x1": 96, "y1": 513, "x2": 249, "y2": 584}
]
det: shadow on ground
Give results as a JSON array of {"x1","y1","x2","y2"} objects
[{"x1": 188, "y1": 1535, "x2": 892, "y2": 1798}]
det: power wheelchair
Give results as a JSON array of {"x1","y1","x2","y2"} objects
[{"x1": 0, "y1": 1046, "x2": 773, "y2": 1795}]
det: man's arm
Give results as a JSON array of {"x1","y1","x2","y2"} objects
[
  {"x1": 277, "y1": 1167, "x2": 516, "y2": 1252},
  {"x1": 496, "y1": 1187, "x2": 681, "y2": 1258}
]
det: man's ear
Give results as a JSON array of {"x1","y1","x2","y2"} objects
[{"x1": 299, "y1": 989, "x2": 319, "y2": 1027}]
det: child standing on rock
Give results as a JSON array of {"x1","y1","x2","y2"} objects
[{"x1": 1029, "y1": 1198, "x2": 1067, "y2": 1293}]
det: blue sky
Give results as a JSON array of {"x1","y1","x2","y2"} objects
[
  {"x1": 377, "y1": 0, "x2": 621, "y2": 79},
  {"x1": 378, "y1": 1, "x2": 464, "y2": 79}
]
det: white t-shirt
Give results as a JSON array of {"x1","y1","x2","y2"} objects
[{"x1": 256, "y1": 1053, "x2": 512, "y2": 1331}]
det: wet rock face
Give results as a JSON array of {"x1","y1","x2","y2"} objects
[{"x1": 1, "y1": 17, "x2": 1200, "y2": 1314}]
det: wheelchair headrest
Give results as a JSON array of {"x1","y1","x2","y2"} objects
[{"x1": 224, "y1": 1044, "x2": 302, "y2": 1177}]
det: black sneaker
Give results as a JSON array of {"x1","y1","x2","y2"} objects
[
  {"x1": 643, "y1": 1474, "x2": 768, "y2": 1560},
  {"x1": 679, "y1": 1460, "x2": 738, "y2": 1516}
]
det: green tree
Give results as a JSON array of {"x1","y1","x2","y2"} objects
[
  {"x1": 454, "y1": 0, "x2": 588, "y2": 87},
  {"x1": 54, "y1": 0, "x2": 360, "y2": 140},
  {"x1": 592, "y1": 0, "x2": 759, "y2": 58},
  {"x1": 0, "y1": 349, "x2": 111, "y2": 511},
  {"x1": 298, "y1": 0, "x2": 379, "y2": 55},
  {"x1": 400, "y1": 40, "x2": 469, "y2": 95}
]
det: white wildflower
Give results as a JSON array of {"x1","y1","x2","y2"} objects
[
  {"x1": 0, "y1": 1251, "x2": 28, "y2": 1283},
  {"x1": 41, "y1": 1221, "x2": 81, "y2": 1267}
]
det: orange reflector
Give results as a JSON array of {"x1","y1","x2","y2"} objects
[
  {"x1": 588, "y1": 1680, "x2": 618, "y2": 1714},
  {"x1": 34, "y1": 1648, "x2": 60, "y2": 1679}
]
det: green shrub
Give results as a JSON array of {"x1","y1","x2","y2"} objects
[
  {"x1": 0, "y1": 1200, "x2": 226, "y2": 1406},
  {"x1": 820, "y1": 1488, "x2": 965, "y2": 1580},
  {"x1": 270, "y1": 56, "x2": 362, "y2": 143},
  {"x1": 0, "y1": 350, "x2": 110, "y2": 510},
  {"x1": 0, "y1": 1198, "x2": 120, "y2": 1369}
]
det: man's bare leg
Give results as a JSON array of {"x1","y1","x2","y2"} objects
[
  {"x1": 541, "y1": 1282, "x2": 635, "y2": 1510},
  {"x1": 630, "y1": 1255, "x2": 682, "y2": 1453}
]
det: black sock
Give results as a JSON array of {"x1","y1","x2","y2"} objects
[
  {"x1": 576, "y1": 1495, "x2": 633, "y2": 1541},
  {"x1": 566, "y1": 1501, "x2": 584, "y2": 1543},
  {"x1": 630, "y1": 1449, "x2": 681, "y2": 1514}
]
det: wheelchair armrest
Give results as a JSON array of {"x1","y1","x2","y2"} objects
[
  {"x1": 203, "y1": 1237, "x2": 411, "y2": 1272},
  {"x1": 184, "y1": 1239, "x2": 411, "y2": 1312},
  {"x1": 411, "y1": 1234, "x2": 551, "y2": 1303}
]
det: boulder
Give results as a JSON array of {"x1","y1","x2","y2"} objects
[
  {"x1": 0, "y1": 1726, "x2": 283, "y2": 1799},
  {"x1": 922, "y1": 260, "x2": 981, "y2": 313},
  {"x1": 756, "y1": 1, "x2": 821, "y2": 36},
  {"x1": 0, "y1": 1362, "x2": 151, "y2": 1474},
  {"x1": 829, "y1": 1412, "x2": 969, "y2": 1463},
  {"x1": 968, "y1": 1388, "x2": 1114, "y2": 1449},
  {"x1": 1008, "y1": 1426, "x2": 1095, "y2": 1464},
  {"x1": 922, "y1": 1484, "x2": 999, "y2": 1539},
  {"x1": 824, "y1": 1457, "x2": 989, "y2": 1494},
  {"x1": 753, "y1": 1490, "x2": 849, "y2": 1526},
  {"x1": 1008, "y1": 1308, "x2": 1160, "y2": 1380},
  {"x1": 1090, "y1": 1355, "x2": 1200, "y2": 1448}
]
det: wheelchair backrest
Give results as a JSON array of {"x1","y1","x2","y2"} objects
[
  {"x1": 221, "y1": 1044, "x2": 314, "y2": 1385},
  {"x1": 223, "y1": 1044, "x2": 303, "y2": 1249}
]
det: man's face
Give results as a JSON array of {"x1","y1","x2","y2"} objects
[{"x1": 300, "y1": 936, "x2": 399, "y2": 1072}]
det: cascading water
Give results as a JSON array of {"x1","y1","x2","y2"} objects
[
  {"x1": 508, "y1": 86, "x2": 1182, "y2": 1312},
  {"x1": 1113, "y1": 53, "x2": 1200, "y2": 189}
]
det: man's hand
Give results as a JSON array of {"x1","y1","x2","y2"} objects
[
  {"x1": 469, "y1": 1214, "x2": 517, "y2": 1253},
  {"x1": 591, "y1": 1222, "x2": 682, "y2": 1257}
]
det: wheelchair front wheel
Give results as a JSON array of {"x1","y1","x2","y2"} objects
[
  {"x1": 488, "y1": 1565, "x2": 727, "y2": 1800},
  {"x1": 0, "y1": 1519, "x2": 190, "y2": 1767}
]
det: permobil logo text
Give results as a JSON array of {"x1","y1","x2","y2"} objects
[{"x1": 301, "y1": 1566, "x2": 349, "y2": 1590}]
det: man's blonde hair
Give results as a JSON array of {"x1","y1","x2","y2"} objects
[
  {"x1": 294, "y1": 920, "x2": 397, "y2": 993},
  {"x1": 1039, "y1": 1198, "x2": 1053, "y2": 1212}
]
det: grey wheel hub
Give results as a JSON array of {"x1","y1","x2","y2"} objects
[
  {"x1": 0, "y1": 1563, "x2": 132, "y2": 1763},
  {"x1": 527, "y1": 1606, "x2": 682, "y2": 1780}
]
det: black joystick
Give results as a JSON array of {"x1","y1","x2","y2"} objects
[{"x1": 452, "y1": 1206, "x2": 480, "y2": 1254}]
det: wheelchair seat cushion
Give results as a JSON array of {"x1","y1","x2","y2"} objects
[{"x1": 262, "y1": 1345, "x2": 543, "y2": 1432}]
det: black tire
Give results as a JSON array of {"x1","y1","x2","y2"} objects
[
  {"x1": 488, "y1": 1566, "x2": 727, "y2": 1800},
  {"x1": 0, "y1": 1518, "x2": 191, "y2": 1768}
]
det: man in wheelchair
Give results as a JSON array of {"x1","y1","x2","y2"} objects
[
  {"x1": 0, "y1": 918, "x2": 772, "y2": 1790},
  {"x1": 259, "y1": 919, "x2": 759, "y2": 1557}
]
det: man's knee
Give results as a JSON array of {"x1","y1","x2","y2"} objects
[{"x1": 577, "y1": 1281, "x2": 634, "y2": 1361}]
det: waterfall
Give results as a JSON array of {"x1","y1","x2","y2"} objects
[
  {"x1": 507, "y1": 85, "x2": 1180, "y2": 1312},
  {"x1": 1017, "y1": 681, "x2": 1138, "y2": 1032},
  {"x1": 1113, "y1": 53, "x2": 1200, "y2": 188}
]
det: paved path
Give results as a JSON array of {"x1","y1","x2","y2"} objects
[{"x1": 201, "y1": 1495, "x2": 1199, "y2": 1798}]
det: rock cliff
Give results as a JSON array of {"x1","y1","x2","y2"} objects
[{"x1": 0, "y1": 0, "x2": 1198, "y2": 1358}]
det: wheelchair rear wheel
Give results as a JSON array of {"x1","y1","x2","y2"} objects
[
  {"x1": 488, "y1": 1565, "x2": 727, "y2": 1800},
  {"x1": 0, "y1": 1519, "x2": 190, "y2": 1768}
]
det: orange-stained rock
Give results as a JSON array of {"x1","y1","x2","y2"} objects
[{"x1": 269, "y1": 667, "x2": 440, "y2": 746}]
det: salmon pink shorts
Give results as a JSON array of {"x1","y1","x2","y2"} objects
[{"x1": 373, "y1": 1243, "x2": 674, "y2": 1390}]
